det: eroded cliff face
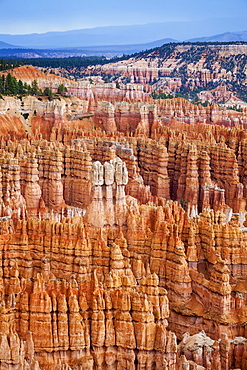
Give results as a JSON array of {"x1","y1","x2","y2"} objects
[
  {"x1": 0, "y1": 124, "x2": 246, "y2": 369},
  {"x1": 1, "y1": 65, "x2": 149, "y2": 103},
  {"x1": 81, "y1": 43, "x2": 247, "y2": 104},
  {"x1": 1, "y1": 91, "x2": 247, "y2": 144},
  {"x1": 1, "y1": 66, "x2": 247, "y2": 369}
]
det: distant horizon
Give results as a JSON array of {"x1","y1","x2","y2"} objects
[
  {"x1": 1, "y1": 18, "x2": 247, "y2": 37},
  {"x1": 1, "y1": 0, "x2": 247, "y2": 35}
]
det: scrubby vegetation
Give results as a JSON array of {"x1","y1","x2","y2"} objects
[
  {"x1": 151, "y1": 92, "x2": 174, "y2": 99},
  {"x1": 227, "y1": 104, "x2": 243, "y2": 112}
]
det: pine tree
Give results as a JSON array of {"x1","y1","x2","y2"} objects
[
  {"x1": 57, "y1": 84, "x2": 68, "y2": 95},
  {"x1": 23, "y1": 82, "x2": 28, "y2": 94},
  {"x1": 43, "y1": 87, "x2": 52, "y2": 98},
  {"x1": 1, "y1": 76, "x2": 5, "y2": 93},
  {"x1": 5, "y1": 73, "x2": 18, "y2": 95},
  {"x1": 18, "y1": 80, "x2": 25, "y2": 95},
  {"x1": 31, "y1": 80, "x2": 39, "y2": 95},
  {"x1": 0, "y1": 59, "x2": 6, "y2": 71},
  {"x1": 0, "y1": 77, "x2": 3, "y2": 94}
]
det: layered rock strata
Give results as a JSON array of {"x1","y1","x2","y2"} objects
[
  {"x1": 82, "y1": 43, "x2": 247, "y2": 105},
  {"x1": 0, "y1": 131, "x2": 246, "y2": 369},
  {"x1": 1, "y1": 67, "x2": 247, "y2": 368}
]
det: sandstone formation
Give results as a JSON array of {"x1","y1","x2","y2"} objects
[
  {"x1": 2, "y1": 65, "x2": 247, "y2": 140},
  {"x1": 0, "y1": 65, "x2": 247, "y2": 369},
  {"x1": 82, "y1": 43, "x2": 247, "y2": 106},
  {"x1": 1, "y1": 65, "x2": 149, "y2": 103}
]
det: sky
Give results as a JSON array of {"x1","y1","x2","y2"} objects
[{"x1": 1, "y1": 0, "x2": 247, "y2": 35}]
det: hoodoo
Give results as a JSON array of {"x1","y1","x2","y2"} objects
[{"x1": 0, "y1": 48, "x2": 247, "y2": 369}]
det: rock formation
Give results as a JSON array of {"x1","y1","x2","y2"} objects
[
  {"x1": 83, "y1": 43, "x2": 247, "y2": 106},
  {"x1": 0, "y1": 65, "x2": 247, "y2": 369}
]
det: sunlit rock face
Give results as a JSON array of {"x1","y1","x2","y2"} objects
[
  {"x1": 84, "y1": 43, "x2": 247, "y2": 105},
  {"x1": 1, "y1": 65, "x2": 247, "y2": 369}
]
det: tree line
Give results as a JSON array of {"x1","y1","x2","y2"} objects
[
  {"x1": 0, "y1": 54, "x2": 134, "y2": 70},
  {"x1": 0, "y1": 73, "x2": 67, "y2": 98},
  {"x1": 0, "y1": 73, "x2": 39, "y2": 95},
  {"x1": 0, "y1": 59, "x2": 21, "y2": 71}
]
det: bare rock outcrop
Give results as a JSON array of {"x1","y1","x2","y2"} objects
[{"x1": 1, "y1": 65, "x2": 247, "y2": 369}]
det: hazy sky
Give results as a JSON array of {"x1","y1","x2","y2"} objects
[{"x1": 1, "y1": 0, "x2": 247, "y2": 34}]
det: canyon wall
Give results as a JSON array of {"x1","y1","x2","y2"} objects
[
  {"x1": 82, "y1": 44, "x2": 247, "y2": 102},
  {"x1": 0, "y1": 121, "x2": 246, "y2": 368},
  {"x1": 0, "y1": 65, "x2": 247, "y2": 368}
]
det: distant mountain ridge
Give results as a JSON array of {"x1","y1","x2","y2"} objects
[
  {"x1": 0, "y1": 38, "x2": 178, "y2": 58},
  {"x1": 0, "y1": 17, "x2": 247, "y2": 48},
  {"x1": 0, "y1": 40, "x2": 18, "y2": 49},
  {"x1": 1, "y1": 25, "x2": 247, "y2": 58},
  {"x1": 188, "y1": 30, "x2": 247, "y2": 42}
]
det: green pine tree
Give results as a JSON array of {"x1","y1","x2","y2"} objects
[
  {"x1": 31, "y1": 80, "x2": 39, "y2": 95},
  {"x1": 57, "y1": 84, "x2": 68, "y2": 95},
  {"x1": 18, "y1": 80, "x2": 25, "y2": 95},
  {"x1": 0, "y1": 78, "x2": 4, "y2": 94},
  {"x1": 5, "y1": 73, "x2": 18, "y2": 95},
  {"x1": 43, "y1": 87, "x2": 52, "y2": 98},
  {"x1": 23, "y1": 82, "x2": 28, "y2": 94}
]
